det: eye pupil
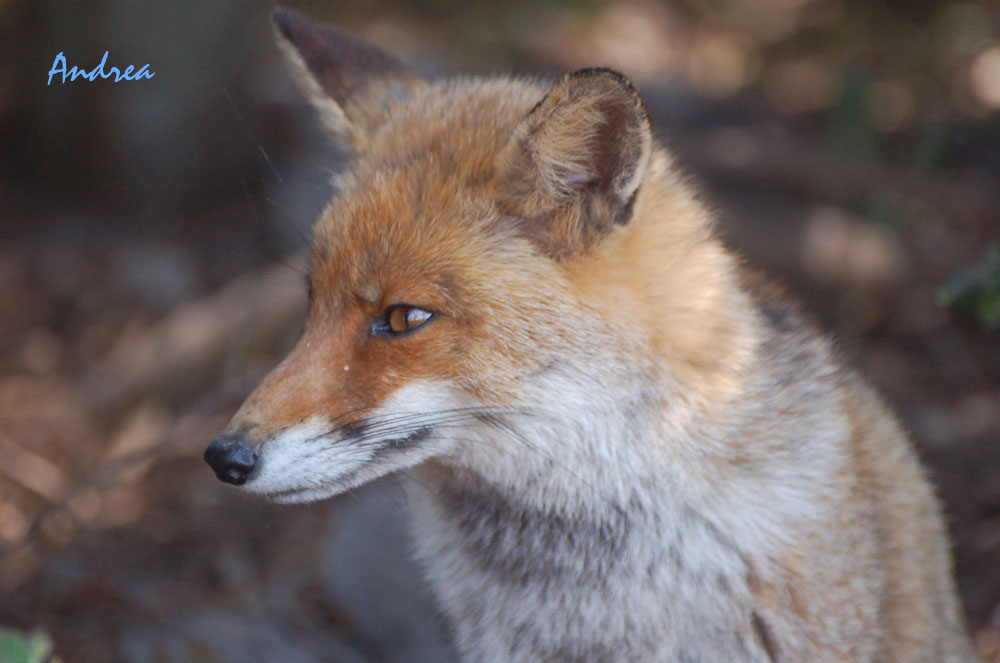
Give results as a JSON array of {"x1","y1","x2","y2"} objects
[
  {"x1": 388, "y1": 306, "x2": 409, "y2": 333},
  {"x1": 384, "y1": 305, "x2": 433, "y2": 335}
]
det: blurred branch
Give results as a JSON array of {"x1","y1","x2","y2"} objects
[
  {"x1": 78, "y1": 256, "x2": 307, "y2": 416},
  {"x1": 0, "y1": 435, "x2": 67, "y2": 503}
]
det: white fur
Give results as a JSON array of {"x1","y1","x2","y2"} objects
[
  {"x1": 244, "y1": 381, "x2": 462, "y2": 503},
  {"x1": 398, "y1": 314, "x2": 858, "y2": 661}
]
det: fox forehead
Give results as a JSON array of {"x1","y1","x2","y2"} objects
[
  {"x1": 308, "y1": 169, "x2": 489, "y2": 313},
  {"x1": 307, "y1": 78, "x2": 549, "y2": 305},
  {"x1": 359, "y1": 77, "x2": 547, "y2": 172}
]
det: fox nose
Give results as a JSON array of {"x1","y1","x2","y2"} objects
[{"x1": 204, "y1": 435, "x2": 258, "y2": 485}]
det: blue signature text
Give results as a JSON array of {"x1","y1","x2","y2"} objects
[{"x1": 47, "y1": 51, "x2": 155, "y2": 85}]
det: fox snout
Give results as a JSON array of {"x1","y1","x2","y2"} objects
[{"x1": 204, "y1": 433, "x2": 258, "y2": 485}]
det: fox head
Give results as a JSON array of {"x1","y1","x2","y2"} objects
[{"x1": 205, "y1": 8, "x2": 754, "y2": 502}]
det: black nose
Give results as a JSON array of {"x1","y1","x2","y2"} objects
[{"x1": 204, "y1": 435, "x2": 258, "y2": 485}]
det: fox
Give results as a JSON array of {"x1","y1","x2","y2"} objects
[{"x1": 204, "y1": 7, "x2": 980, "y2": 662}]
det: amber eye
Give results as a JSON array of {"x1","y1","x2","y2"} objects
[{"x1": 373, "y1": 305, "x2": 434, "y2": 336}]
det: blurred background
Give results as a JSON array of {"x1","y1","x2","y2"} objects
[{"x1": 1, "y1": 0, "x2": 999, "y2": 661}]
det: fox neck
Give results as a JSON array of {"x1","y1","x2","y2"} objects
[{"x1": 401, "y1": 366, "x2": 762, "y2": 660}]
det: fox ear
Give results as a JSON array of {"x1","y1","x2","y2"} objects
[
  {"x1": 495, "y1": 68, "x2": 652, "y2": 255},
  {"x1": 272, "y1": 7, "x2": 426, "y2": 150}
]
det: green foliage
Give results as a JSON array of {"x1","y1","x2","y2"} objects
[
  {"x1": 939, "y1": 246, "x2": 1000, "y2": 329},
  {"x1": 0, "y1": 628, "x2": 53, "y2": 663}
]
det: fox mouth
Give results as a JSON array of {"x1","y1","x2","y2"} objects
[
  {"x1": 215, "y1": 402, "x2": 540, "y2": 503},
  {"x1": 224, "y1": 398, "x2": 541, "y2": 503},
  {"x1": 364, "y1": 425, "x2": 433, "y2": 457},
  {"x1": 258, "y1": 426, "x2": 434, "y2": 503},
  {"x1": 267, "y1": 484, "x2": 341, "y2": 503}
]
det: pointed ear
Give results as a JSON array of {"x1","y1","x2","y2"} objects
[
  {"x1": 494, "y1": 68, "x2": 652, "y2": 255},
  {"x1": 272, "y1": 7, "x2": 427, "y2": 150}
]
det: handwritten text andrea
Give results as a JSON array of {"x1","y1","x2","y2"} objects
[{"x1": 47, "y1": 51, "x2": 155, "y2": 85}]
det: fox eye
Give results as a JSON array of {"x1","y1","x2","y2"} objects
[{"x1": 373, "y1": 305, "x2": 434, "y2": 336}]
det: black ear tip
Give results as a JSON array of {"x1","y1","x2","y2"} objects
[
  {"x1": 271, "y1": 6, "x2": 302, "y2": 39},
  {"x1": 566, "y1": 68, "x2": 638, "y2": 96},
  {"x1": 568, "y1": 67, "x2": 631, "y2": 85},
  {"x1": 564, "y1": 67, "x2": 648, "y2": 122}
]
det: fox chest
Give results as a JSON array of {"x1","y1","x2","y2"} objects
[{"x1": 404, "y1": 480, "x2": 773, "y2": 663}]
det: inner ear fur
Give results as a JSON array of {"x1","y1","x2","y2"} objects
[
  {"x1": 272, "y1": 6, "x2": 427, "y2": 150},
  {"x1": 495, "y1": 68, "x2": 652, "y2": 256}
]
